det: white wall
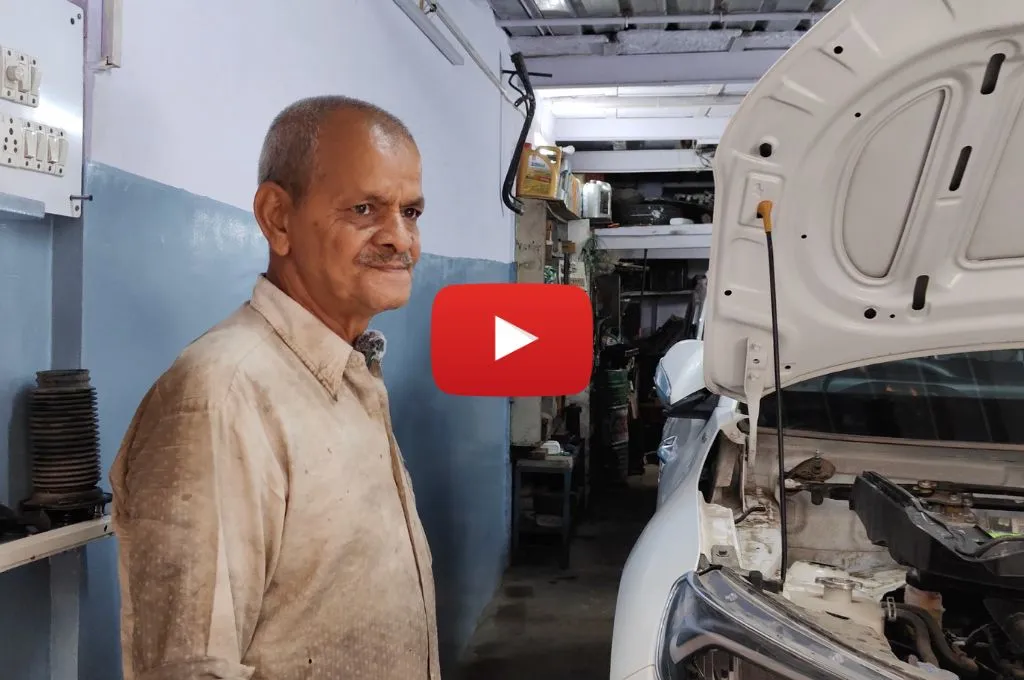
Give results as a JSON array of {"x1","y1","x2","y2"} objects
[
  {"x1": 531, "y1": 97, "x2": 556, "y2": 147},
  {"x1": 88, "y1": 0, "x2": 518, "y2": 263}
]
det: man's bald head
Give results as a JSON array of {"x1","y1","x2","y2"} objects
[
  {"x1": 253, "y1": 95, "x2": 423, "y2": 342},
  {"x1": 257, "y1": 95, "x2": 417, "y2": 202}
]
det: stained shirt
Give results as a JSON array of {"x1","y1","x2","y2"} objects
[{"x1": 109, "y1": 276, "x2": 440, "y2": 680}]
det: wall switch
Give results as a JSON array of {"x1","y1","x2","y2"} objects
[
  {"x1": 23, "y1": 128, "x2": 36, "y2": 157},
  {"x1": 0, "y1": 0, "x2": 84, "y2": 216},
  {"x1": 3, "y1": 115, "x2": 67, "y2": 176},
  {"x1": 0, "y1": 46, "x2": 41, "y2": 107}
]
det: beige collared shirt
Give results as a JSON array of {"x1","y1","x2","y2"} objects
[{"x1": 110, "y1": 276, "x2": 440, "y2": 680}]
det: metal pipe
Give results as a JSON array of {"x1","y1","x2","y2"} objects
[
  {"x1": 432, "y1": 2, "x2": 522, "y2": 111},
  {"x1": 497, "y1": 11, "x2": 827, "y2": 29},
  {"x1": 515, "y1": 0, "x2": 551, "y2": 37},
  {"x1": 390, "y1": 0, "x2": 464, "y2": 65}
]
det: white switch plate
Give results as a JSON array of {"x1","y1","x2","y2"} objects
[
  {"x1": 2, "y1": 116, "x2": 69, "y2": 176},
  {"x1": 0, "y1": 46, "x2": 41, "y2": 107},
  {"x1": 0, "y1": 0, "x2": 83, "y2": 217}
]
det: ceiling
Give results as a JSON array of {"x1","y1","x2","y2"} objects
[
  {"x1": 486, "y1": 1, "x2": 842, "y2": 159},
  {"x1": 488, "y1": 0, "x2": 842, "y2": 57}
]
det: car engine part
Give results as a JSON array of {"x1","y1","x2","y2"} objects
[
  {"x1": 21, "y1": 369, "x2": 111, "y2": 529},
  {"x1": 850, "y1": 471, "x2": 1024, "y2": 593},
  {"x1": 849, "y1": 471, "x2": 1024, "y2": 679}
]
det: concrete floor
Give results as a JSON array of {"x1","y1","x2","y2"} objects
[{"x1": 458, "y1": 469, "x2": 658, "y2": 679}]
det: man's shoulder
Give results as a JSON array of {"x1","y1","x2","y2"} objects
[{"x1": 155, "y1": 304, "x2": 278, "y2": 407}]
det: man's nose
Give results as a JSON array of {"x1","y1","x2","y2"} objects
[{"x1": 377, "y1": 211, "x2": 416, "y2": 252}]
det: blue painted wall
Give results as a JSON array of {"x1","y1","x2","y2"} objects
[
  {"x1": 373, "y1": 257, "x2": 514, "y2": 664},
  {"x1": 55, "y1": 162, "x2": 512, "y2": 677},
  {"x1": 2, "y1": 0, "x2": 517, "y2": 674},
  {"x1": 0, "y1": 216, "x2": 54, "y2": 680}
]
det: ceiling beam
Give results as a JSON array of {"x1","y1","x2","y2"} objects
[
  {"x1": 509, "y1": 34, "x2": 608, "y2": 57},
  {"x1": 496, "y1": 11, "x2": 825, "y2": 29},
  {"x1": 571, "y1": 149, "x2": 713, "y2": 173},
  {"x1": 545, "y1": 94, "x2": 745, "y2": 109},
  {"x1": 555, "y1": 115, "x2": 729, "y2": 143},
  {"x1": 511, "y1": 30, "x2": 804, "y2": 59},
  {"x1": 529, "y1": 50, "x2": 787, "y2": 87}
]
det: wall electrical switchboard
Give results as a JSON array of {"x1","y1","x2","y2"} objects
[
  {"x1": 0, "y1": 0, "x2": 84, "y2": 218},
  {"x1": 1, "y1": 47, "x2": 42, "y2": 107}
]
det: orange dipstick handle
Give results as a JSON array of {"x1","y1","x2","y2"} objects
[{"x1": 757, "y1": 199, "x2": 774, "y2": 234}]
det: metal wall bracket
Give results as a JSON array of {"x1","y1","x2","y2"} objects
[{"x1": 100, "y1": 0, "x2": 122, "y2": 69}]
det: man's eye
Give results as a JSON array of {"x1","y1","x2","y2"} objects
[
  {"x1": 402, "y1": 208, "x2": 422, "y2": 220},
  {"x1": 352, "y1": 204, "x2": 371, "y2": 215}
]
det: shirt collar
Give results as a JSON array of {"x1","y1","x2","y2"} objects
[{"x1": 250, "y1": 275, "x2": 379, "y2": 399}]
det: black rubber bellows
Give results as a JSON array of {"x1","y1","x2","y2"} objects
[{"x1": 26, "y1": 369, "x2": 104, "y2": 513}]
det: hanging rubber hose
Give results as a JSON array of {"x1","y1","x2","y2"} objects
[
  {"x1": 891, "y1": 608, "x2": 940, "y2": 667},
  {"x1": 985, "y1": 598, "x2": 1024, "y2": 655},
  {"x1": 501, "y1": 52, "x2": 536, "y2": 215},
  {"x1": 895, "y1": 603, "x2": 978, "y2": 678}
]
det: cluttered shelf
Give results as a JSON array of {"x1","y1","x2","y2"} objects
[
  {"x1": 593, "y1": 224, "x2": 713, "y2": 259},
  {"x1": 620, "y1": 290, "x2": 694, "y2": 299},
  {"x1": 0, "y1": 368, "x2": 116, "y2": 575}
]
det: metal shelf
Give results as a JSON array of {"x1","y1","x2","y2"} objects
[
  {"x1": 621, "y1": 290, "x2": 695, "y2": 299},
  {"x1": 0, "y1": 516, "x2": 114, "y2": 680},
  {"x1": 0, "y1": 191, "x2": 47, "y2": 221},
  {"x1": 0, "y1": 516, "x2": 113, "y2": 574},
  {"x1": 593, "y1": 224, "x2": 712, "y2": 259}
]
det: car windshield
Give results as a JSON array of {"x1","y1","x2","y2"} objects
[{"x1": 758, "y1": 349, "x2": 1024, "y2": 445}]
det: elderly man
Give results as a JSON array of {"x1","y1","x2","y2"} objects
[{"x1": 109, "y1": 96, "x2": 438, "y2": 680}]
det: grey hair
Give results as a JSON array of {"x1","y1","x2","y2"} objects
[{"x1": 256, "y1": 95, "x2": 415, "y2": 202}]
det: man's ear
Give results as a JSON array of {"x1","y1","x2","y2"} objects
[{"x1": 253, "y1": 182, "x2": 294, "y2": 257}]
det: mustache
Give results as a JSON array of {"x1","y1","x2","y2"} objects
[{"x1": 357, "y1": 250, "x2": 414, "y2": 269}]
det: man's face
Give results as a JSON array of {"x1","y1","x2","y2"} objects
[{"x1": 287, "y1": 113, "x2": 423, "y2": 322}]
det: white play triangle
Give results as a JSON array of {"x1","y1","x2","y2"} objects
[{"x1": 494, "y1": 316, "x2": 538, "y2": 361}]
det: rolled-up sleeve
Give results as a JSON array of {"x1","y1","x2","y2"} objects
[{"x1": 110, "y1": 373, "x2": 286, "y2": 680}]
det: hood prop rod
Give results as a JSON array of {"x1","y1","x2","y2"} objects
[
  {"x1": 757, "y1": 199, "x2": 789, "y2": 583},
  {"x1": 500, "y1": 52, "x2": 550, "y2": 215}
]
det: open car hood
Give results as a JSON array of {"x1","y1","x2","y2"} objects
[{"x1": 705, "y1": 0, "x2": 1024, "y2": 403}]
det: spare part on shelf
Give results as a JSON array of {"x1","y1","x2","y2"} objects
[
  {"x1": 0, "y1": 503, "x2": 36, "y2": 539},
  {"x1": 516, "y1": 144, "x2": 565, "y2": 201},
  {"x1": 617, "y1": 199, "x2": 712, "y2": 227},
  {"x1": 21, "y1": 369, "x2": 110, "y2": 530},
  {"x1": 582, "y1": 180, "x2": 612, "y2": 221}
]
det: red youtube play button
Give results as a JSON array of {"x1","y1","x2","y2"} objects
[{"x1": 431, "y1": 283, "x2": 593, "y2": 397}]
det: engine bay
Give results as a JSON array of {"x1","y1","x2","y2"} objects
[
  {"x1": 849, "y1": 472, "x2": 1024, "y2": 679},
  {"x1": 699, "y1": 434, "x2": 1024, "y2": 679}
]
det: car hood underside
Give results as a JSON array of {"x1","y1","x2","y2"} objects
[{"x1": 704, "y1": 0, "x2": 1024, "y2": 403}]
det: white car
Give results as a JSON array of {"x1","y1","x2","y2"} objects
[{"x1": 609, "y1": 1, "x2": 1024, "y2": 679}]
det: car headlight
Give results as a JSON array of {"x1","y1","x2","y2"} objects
[
  {"x1": 654, "y1": 362, "x2": 671, "y2": 408},
  {"x1": 656, "y1": 435, "x2": 678, "y2": 465},
  {"x1": 661, "y1": 569, "x2": 913, "y2": 680}
]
